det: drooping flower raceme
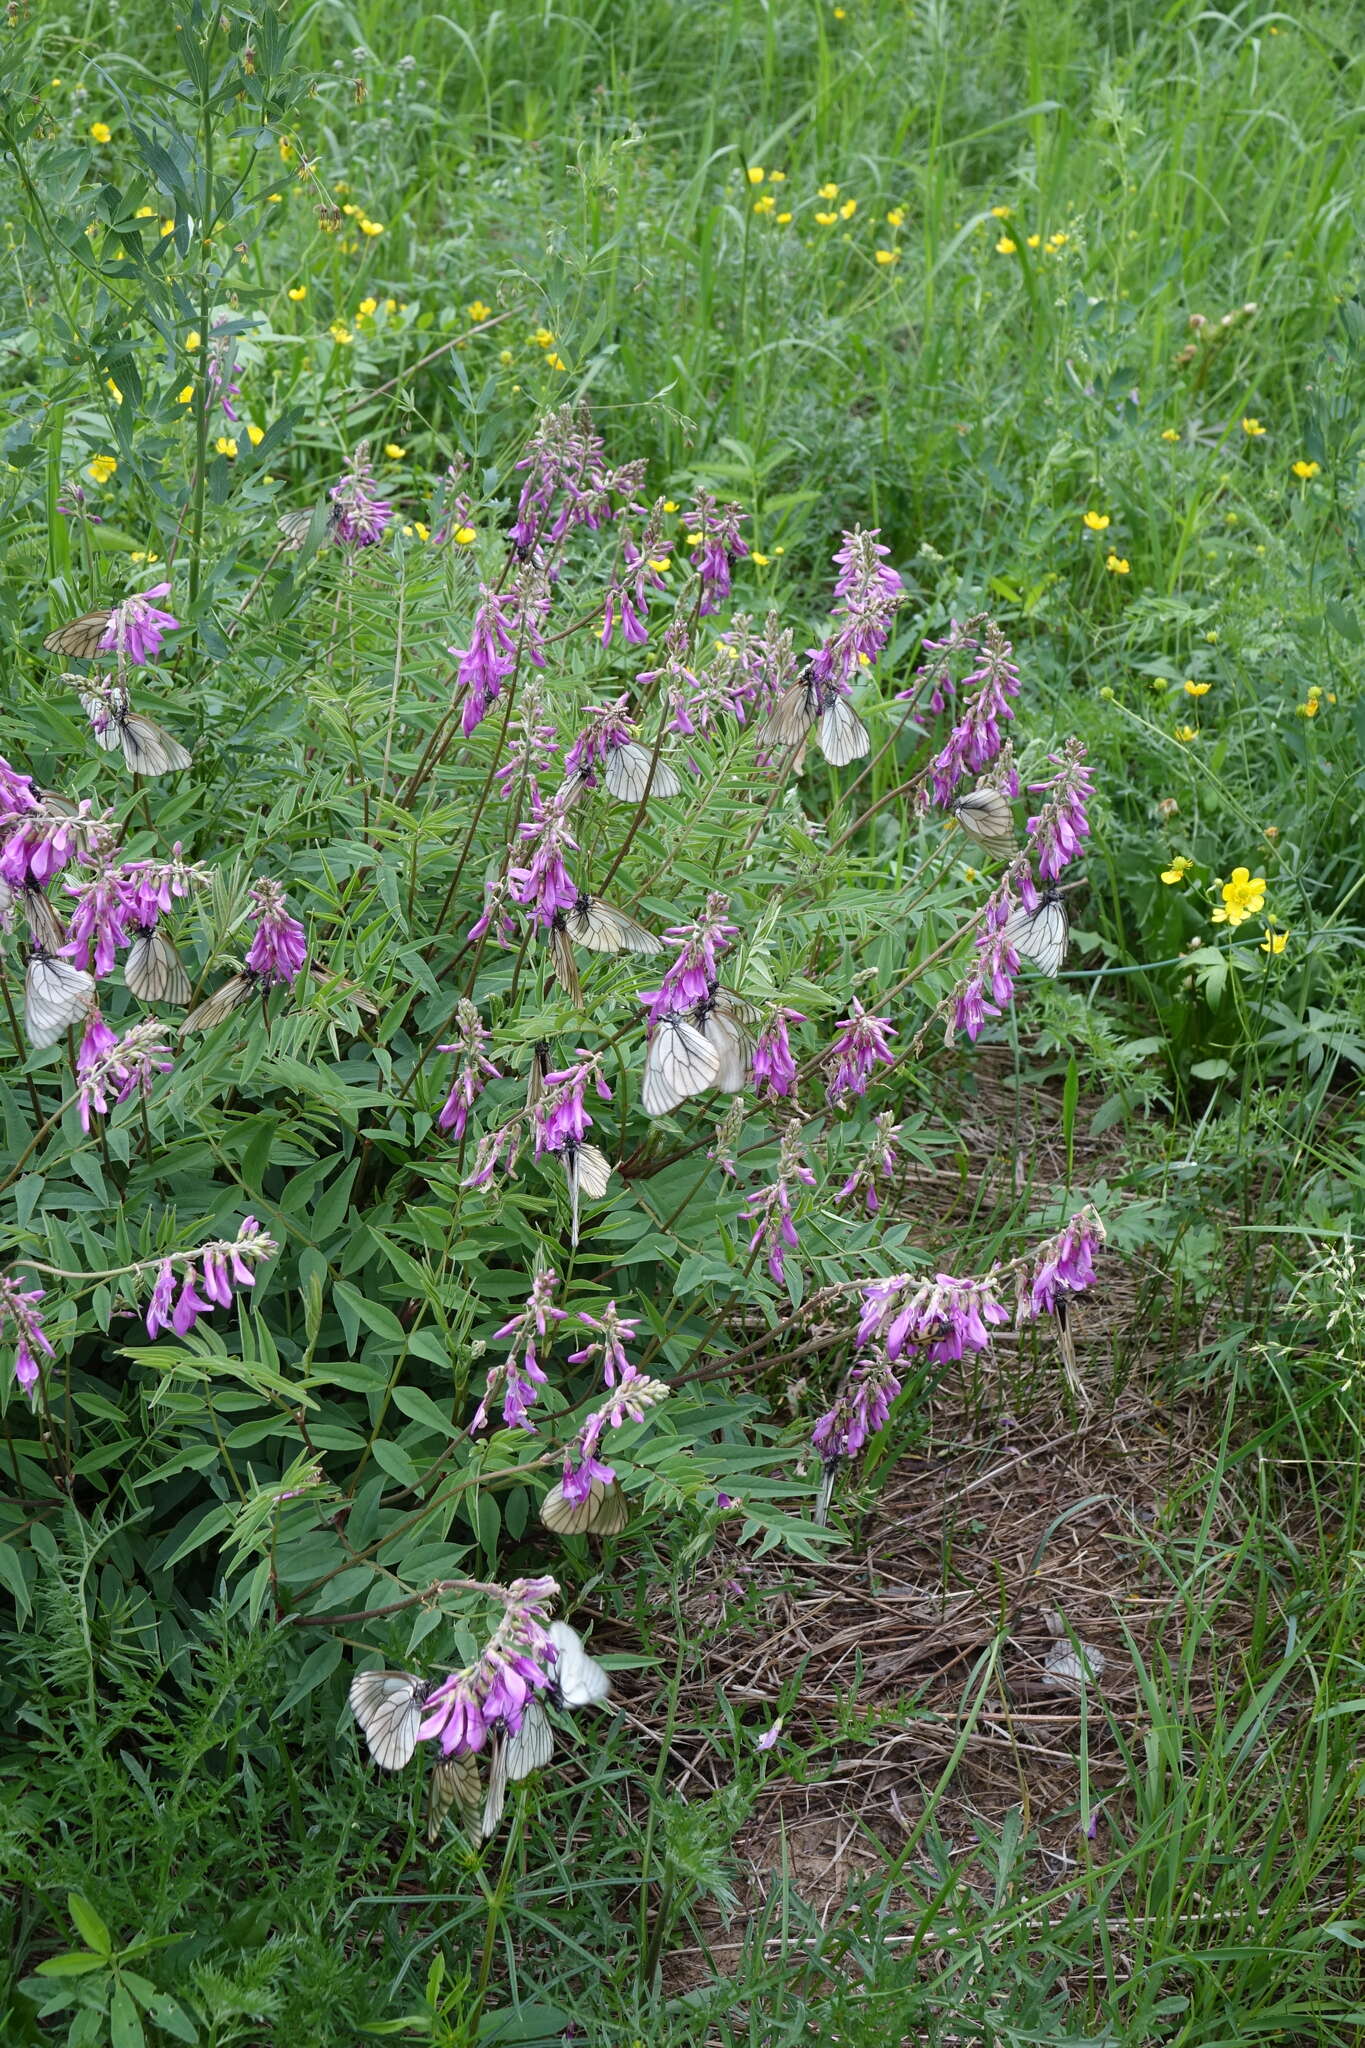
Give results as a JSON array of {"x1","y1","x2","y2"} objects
[
  {"x1": 76, "y1": 1016, "x2": 173, "y2": 1132},
  {"x1": 857, "y1": 1268, "x2": 1011, "y2": 1365},
  {"x1": 508, "y1": 793, "x2": 579, "y2": 927},
  {"x1": 805, "y1": 526, "x2": 904, "y2": 692},
  {"x1": 99, "y1": 585, "x2": 180, "y2": 667},
  {"x1": 329, "y1": 441, "x2": 392, "y2": 546},
  {"x1": 1022, "y1": 1206, "x2": 1106, "y2": 1318},
  {"x1": 811, "y1": 1355, "x2": 903, "y2": 1465},
  {"x1": 639, "y1": 893, "x2": 737, "y2": 1024},
  {"x1": 568, "y1": 1300, "x2": 639, "y2": 1387},
  {"x1": 450, "y1": 569, "x2": 550, "y2": 739},
  {"x1": 62, "y1": 831, "x2": 140, "y2": 977},
  {"x1": 1, "y1": 1276, "x2": 55, "y2": 1400},
  {"x1": 945, "y1": 866, "x2": 1025, "y2": 1047},
  {"x1": 823, "y1": 999, "x2": 896, "y2": 1107},
  {"x1": 436, "y1": 1001, "x2": 501, "y2": 1139},
  {"x1": 418, "y1": 1576, "x2": 560, "y2": 1757},
  {"x1": 472, "y1": 1270, "x2": 566, "y2": 1433},
  {"x1": 837, "y1": 1110, "x2": 901, "y2": 1214},
  {"x1": 924, "y1": 622, "x2": 1021, "y2": 807},
  {"x1": 557, "y1": 1366, "x2": 669, "y2": 1508},
  {"x1": 741, "y1": 1124, "x2": 816, "y2": 1287},
  {"x1": 206, "y1": 325, "x2": 242, "y2": 422},
  {"x1": 1026, "y1": 738, "x2": 1093, "y2": 882},
  {"x1": 532, "y1": 1055, "x2": 611, "y2": 1160},
  {"x1": 244, "y1": 878, "x2": 307, "y2": 985},
  {"x1": 144, "y1": 1217, "x2": 276, "y2": 1340},
  {"x1": 752, "y1": 1007, "x2": 804, "y2": 1099},
  {"x1": 687, "y1": 490, "x2": 749, "y2": 614}
]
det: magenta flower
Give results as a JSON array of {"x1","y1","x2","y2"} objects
[
  {"x1": 143, "y1": 1218, "x2": 276, "y2": 1341},
  {"x1": 63, "y1": 839, "x2": 140, "y2": 977},
  {"x1": 1, "y1": 1277, "x2": 55, "y2": 1401},
  {"x1": 532, "y1": 1055, "x2": 610, "y2": 1159},
  {"x1": 811, "y1": 1356, "x2": 903, "y2": 1464},
  {"x1": 686, "y1": 491, "x2": 748, "y2": 614},
  {"x1": 558, "y1": 1365, "x2": 668, "y2": 1505},
  {"x1": 923, "y1": 622, "x2": 1021, "y2": 807},
  {"x1": 639, "y1": 893, "x2": 737, "y2": 1023},
  {"x1": 207, "y1": 325, "x2": 242, "y2": 422},
  {"x1": 417, "y1": 1576, "x2": 560, "y2": 1756},
  {"x1": 146, "y1": 1259, "x2": 176, "y2": 1338},
  {"x1": 567, "y1": 1300, "x2": 639, "y2": 1386},
  {"x1": 436, "y1": 1001, "x2": 501, "y2": 1139},
  {"x1": 1025, "y1": 1207, "x2": 1105, "y2": 1317},
  {"x1": 244, "y1": 878, "x2": 307, "y2": 985},
  {"x1": 1, "y1": 797, "x2": 91, "y2": 890},
  {"x1": 1026, "y1": 739, "x2": 1093, "y2": 882},
  {"x1": 472, "y1": 1270, "x2": 566, "y2": 1433},
  {"x1": 837, "y1": 1111, "x2": 901, "y2": 1214},
  {"x1": 752, "y1": 1008, "x2": 803, "y2": 1099},
  {"x1": 463, "y1": 1119, "x2": 523, "y2": 1191},
  {"x1": 99, "y1": 584, "x2": 180, "y2": 667},
  {"x1": 508, "y1": 793, "x2": 579, "y2": 928},
  {"x1": 602, "y1": 529, "x2": 668, "y2": 647},
  {"x1": 823, "y1": 1000, "x2": 896, "y2": 1107},
  {"x1": 741, "y1": 1126, "x2": 816, "y2": 1288},
  {"x1": 76, "y1": 1017, "x2": 173, "y2": 1132},
  {"x1": 805, "y1": 527, "x2": 904, "y2": 689},
  {"x1": 509, "y1": 405, "x2": 641, "y2": 554},
  {"x1": 857, "y1": 1270, "x2": 1010, "y2": 1365},
  {"x1": 329, "y1": 441, "x2": 392, "y2": 546}
]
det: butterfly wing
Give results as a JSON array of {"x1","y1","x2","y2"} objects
[
  {"x1": 548, "y1": 1621, "x2": 611, "y2": 1709},
  {"x1": 603, "y1": 741, "x2": 681, "y2": 804},
  {"x1": 25, "y1": 953, "x2": 94, "y2": 1049},
  {"x1": 278, "y1": 505, "x2": 337, "y2": 550},
  {"x1": 504, "y1": 1699, "x2": 554, "y2": 1780},
  {"x1": 563, "y1": 1141, "x2": 612, "y2": 1248},
  {"x1": 119, "y1": 714, "x2": 193, "y2": 777},
  {"x1": 19, "y1": 887, "x2": 65, "y2": 952},
  {"x1": 82, "y1": 691, "x2": 125, "y2": 752},
  {"x1": 348, "y1": 1669, "x2": 426, "y2": 1771},
  {"x1": 541, "y1": 1476, "x2": 630, "y2": 1537},
  {"x1": 641, "y1": 1015, "x2": 720, "y2": 1118},
  {"x1": 754, "y1": 680, "x2": 818, "y2": 756},
  {"x1": 953, "y1": 788, "x2": 1016, "y2": 860},
  {"x1": 126, "y1": 928, "x2": 191, "y2": 1006},
  {"x1": 549, "y1": 921, "x2": 583, "y2": 1007},
  {"x1": 43, "y1": 610, "x2": 112, "y2": 659},
  {"x1": 181, "y1": 971, "x2": 257, "y2": 1034},
  {"x1": 426, "y1": 1751, "x2": 482, "y2": 1844},
  {"x1": 480, "y1": 1736, "x2": 510, "y2": 1839},
  {"x1": 566, "y1": 895, "x2": 664, "y2": 956},
  {"x1": 699, "y1": 1005, "x2": 753, "y2": 1094},
  {"x1": 817, "y1": 694, "x2": 870, "y2": 767},
  {"x1": 1003, "y1": 894, "x2": 1069, "y2": 977}
]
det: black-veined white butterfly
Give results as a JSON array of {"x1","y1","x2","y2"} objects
[
  {"x1": 547, "y1": 1620, "x2": 611, "y2": 1709},
  {"x1": 952, "y1": 787, "x2": 1016, "y2": 861},
  {"x1": 43, "y1": 610, "x2": 113, "y2": 661},
  {"x1": 480, "y1": 1698, "x2": 555, "y2": 1839},
  {"x1": 562, "y1": 1139, "x2": 611, "y2": 1248},
  {"x1": 181, "y1": 968, "x2": 261, "y2": 1034},
  {"x1": 817, "y1": 691, "x2": 870, "y2": 766},
  {"x1": 563, "y1": 892, "x2": 664, "y2": 956},
  {"x1": 1054, "y1": 1297, "x2": 1090, "y2": 1410},
  {"x1": 277, "y1": 504, "x2": 341, "y2": 551},
  {"x1": 526, "y1": 1040, "x2": 551, "y2": 1113},
  {"x1": 1002, "y1": 891, "x2": 1069, "y2": 978},
  {"x1": 25, "y1": 947, "x2": 94, "y2": 1049},
  {"x1": 541, "y1": 1474, "x2": 630, "y2": 1537},
  {"x1": 114, "y1": 711, "x2": 193, "y2": 777},
  {"x1": 602, "y1": 741, "x2": 682, "y2": 805},
  {"x1": 548, "y1": 920, "x2": 583, "y2": 1007},
  {"x1": 125, "y1": 925, "x2": 191, "y2": 1006},
  {"x1": 348, "y1": 1669, "x2": 430, "y2": 1771},
  {"x1": 695, "y1": 986, "x2": 758, "y2": 1094},
  {"x1": 641, "y1": 1012, "x2": 719, "y2": 1118},
  {"x1": 426, "y1": 1750, "x2": 483, "y2": 1845},
  {"x1": 814, "y1": 1456, "x2": 841, "y2": 1528},
  {"x1": 756, "y1": 679, "x2": 869, "y2": 767},
  {"x1": 17, "y1": 884, "x2": 65, "y2": 952}
]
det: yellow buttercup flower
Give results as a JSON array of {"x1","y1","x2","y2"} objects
[
  {"x1": 186, "y1": 330, "x2": 201, "y2": 351},
  {"x1": 1161, "y1": 428, "x2": 1180, "y2": 442},
  {"x1": 467, "y1": 299, "x2": 492, "y2": 321},
  {"x1": 106, "y1": 377, "x2": 123, "y2": 403},
  {"x1": 663, "y1": 501, "x2": 678, "y2": 513},
  {"x1": 1292, "y1": 459, "x2": 1320, "y2": 480},
  {"x1": 545, "y1": 352, "x2": 567, "y2": 371},
  {"x1": 1210, "y1": 867, "x2": 1266, "y2": 927},
  {"x1": 1047, "y1": 232, "x2": 1068, "y2": 249},
  {"x1": 87, "y1": 454, "x2": 117, "y2": 484},
  {"x1": 176, "y1": 385, "x2": 193, "y2": 404},
  {"x1": 1174, "y1": 725, "x2": 1199, "y2": 743},
  {"x1": 839, "y1": 198, "x2": 857, "y2": 219},
  {"x1": 288, "y1": 286, "x2": 307, "y2": 302},
  {"x1": 454, "y1": 525, "x2": 477, "y2": 545},
  {"x1": 246, "y1": 425, "x2": 264, "y2": 447},
  {"x1": 753, "y1": 194, "x2": 775, "y2": 216},
  {"x1": 1184, "y1": 679, "x2": 1211, "y2": 697},
  {"x1": 135, "y1": 205, "x2": 156, "y2": 220},
  {"x1": 751, "y1": 551, "x2": 771, "y2": 566},
  {"x1": 776, "y1": 211, "x2": 792, "y2": 224},
  {"x1": 214, "y1": 436, "x2": 237, "y2": 458},
  {"x1": 747, "y1": 166, "x2": 765, "y2": 185},
  {"x1": 360, "y1": 218, "x2": 384, "y2": 236},
  {"x1": 814, "y1": 210, "x2": 838, "y2": 226},
  {"x1": 818, "y1": 182, "x2": 840, "y2": 199},
  {"x1": 886, "y1": 206, "x2": 905, "y2": 226},
  {"x1": 329, "y1": 322, "x2": 352, "y2": 345},
  {"x1": 89, "y1": 122, "x2": 112, "y2": 144},
  {"x1": 1241, "y1": 417, "x2": 1266, "y2": 437},
  {"x1": 995, "y1": 236, "x2": 1017, "y2": 254},
  {"x1": 1082, "y1": 510, "x2": 1110, "y2": 531},
  {"x1": 769, "y1": 170, "x2": 786, "y2": 183},
  {"x1": 1105, "y1": 553, "x2": 1130, "y2": 574},
  {"x1": 1160, "y1": 855, "x2": 1193, "y2": 884},
  {"x1": 266, "y1": 192, "x2": 282, "y2": 204},
  {"x1": 358, "y1": 296, "x2": 378, "y2": 316},
  {"x1": 874, "y1": 248, "x2": 899, "y2": 265},
  {"x1": 161, "y1": 219, "x2": 174, "y2": 236},
  {"x1": 990, "y1": 204, "x2": 1012, "y2": 219},
  {"x1": 1260, "y1": 927, "x2": 1288, "y2": 955},
  {"x1": 1026, "y1": 233, "x2": 1041, "y2": 249},
  {"x1": 385, "y1": 444, "x2": 406, "y2": 460}
]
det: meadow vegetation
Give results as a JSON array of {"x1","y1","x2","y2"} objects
[{"x1": 1, "y1": 2, "x2": 1364, "y2": 2042}]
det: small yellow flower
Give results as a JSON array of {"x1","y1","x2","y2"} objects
[
  {"x1": 89, "y1": 122, "x2": 112, "y2": 144},
  {"x1": 358, "y1": 296, "x2": 378, "y2": 316},
  {"x1": 329, "y1": 322, "x2": 352, "y2": 345},
  {"x1": 818, "y1": 182, "x2": 840, "y2": 200},
  {"x1": 685, "y1": 530, "x2": 703, "y2": 546},
  {"x1": 186, "y1": 330, "x2": 201, "y2": 351},
  {"x1": 814, "y1": 210, "x2": 838, "y2": 226},
  {"x1": 342, "y1": 203, "x2": 360, "y2": 217},
  {"x1": 279, "y1": 139, "x2": 294, "y2": 162},
  {"x1": 1161, "y1": 428, "x2": 1180, "y2": 442},
  {"x1": 214, "y1": 435, "x2": 237, "y2": 458},
  {"x1": 664, "y1": 501, "x2": 678, "y2": 513},
  {"x1": 87, "y1": 454, "x2": 117, "y2": 484},
  {"x1": 833, "y1": 5, "x2": 846, "y2": 15},
  {"x1": 176, "y1": 385, "x2": 193, "y2": 404},
  {"x1": 647, "y1": 556, "x2": 670, "y2": 573},
  {"x1": 995, "y1": 236, "x2": 1017, "y2": 254},
  {"x1": 874, "y1": 248, "x2": 899, "y2": 265},
  {"x1": 400, "y1": 520, "x2": 430, "y2": 541},
  {"x1": 1210, "y1": 868, "x2": 1266, "y2": 927},
  {"x1": 498, "y1": 347, "x2": 514, "y2": 365},
  {"x1": 1082, "y1": 510, "x2": 1110, "y2": 531},
  {"x1": 1260, "y1": 927, "x2": 1288, "y2": 955},
  {"x1": 990, "y1": 204, "x2": 1012, "y2": 219},
  {"x1": 1174, "y1": 724, "x2": 1199, "y2": 743},
  {"x1": 386, "y1": 298, "x2": 398, "y2": 312},
  {"x1": 545, "y1": 352, "x2": 567, "y2": 371},
  {"x1": 360, "y1": 218, "x2": 384, "y2": 236},
  {"x1": 467, "y1": 299, "x2": 492, "y2": 322},
  {"x1": 385, "y1": 443, "x2": 406, "y2": 460},
  {"x1": 747, "y1": 166, "x2": 765, "y2": 185},
  {"x1": 135, "y1": 205, "x2": 156, "y2": 220},
  {"x1": 839, "y1": 198, "x2": 857, "y2": 219},
  {"x1": 1296, "y1": 689, "x2": 1322, "y2": 717},
  {"x1": 753, "y1": 194, "x2": 776, "y2": 216},
  {"x1": 1292, "y1": 459, "x2": 1320, "y2": 480},
  {"x1": 454, "y1": 525, "x2": 477, "y2": 545},
  {"x1": 1047, "y1": 232, "x2": 1068, "y2": 249},
  {"x1": 1105, "y1": 553, "x2": 1130, "y2": 574},
  {"x1": 1161, "y1": 855, "x2": 1193, "y2": 884},
  {"x1": 1241, "y1": 417, "x2": 1266, "y2": 437},
  {"x1": 106, "y1": 377, "x2": 123, "y2": 404},
  {"x1": 776, "y1": 211, "x2": 793, "y2": 224},
  {"x1": 769, "y1": 170, "x2": 786, "y2": 183},
  {"x1": 531, "y1": 327, "x2": 555, "y2": 348},
  {"x1": 266, "y1": 192, "x2": 282, "y2": 204},
  {"x1": 1026, "y1": 233, "x2": 1041, "y2": 249},
  {"x1": 751, "y1": 551, "x2": 771, "y2": 566},
  {"x1": 246, "y1": 424, "x2": 264, "y2": 447},
  {"x1": 160, "y1": 219, "x2": 174, "y2": 237},
  {"x1": 1184, "y1": 679, "x2": 1211, "y2": 697},
  {"x1": 886, "y1": 206, "x2": 905, "y2": 226},
  {"x1": 288, "y1": 286, "x2": 307, "y2": 304}
]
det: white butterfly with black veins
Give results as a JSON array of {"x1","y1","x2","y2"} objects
[
  {"x1": 277, "y1": 503, "x2": 341, "y2": 551},
  {"x1": 16, "y1": 884, "x2": 65, "y2": 952},
  {"x1": 541, "y1": 1474, "x2": 630, "y2": 1537},
  {"x1": 952, "y1": 787, "x2": 1017, "y2": 861},
  {"x1": 348, "y1": 1669, "x2": 430, "y2": 1772},
  {"x1": 125, "y1": 926, "x2": 191, "y2": 1006},
  {"x1": 82, "y1": 686, "x2": 191, "y2": 776},
  {"x1": 1002, "y1": 890, "x2": 1070, "y2": 978},
  {"x1": 25, "y1": 946, "x2": 95, "y2": 1049},
  {"x1": 562, "y1": 1139, "x2": 612, "y2": 1248},
  {"x1": 548, "y1": 920, "x2": 583, "y2": 1008},
  {"x1": 641, "y1": 1012, "x2": 719, "y2": 1118},
  {"x1": 562, "y1": 891, "x2": 664, "y2": 956},
  {"x1": 563, "y1": 743, "x2": 682, "y2": 808},
  {"x1": 426, "y1": 1749, "x2": 482, "y2": 1845},
  {"x1": 480, "y1": 1696, "x2": 556, "y2": 1839},
  {"x1": 756, "y1": 678, "x2": 869, "y2": 767},
  {"x1": 43, "y1": 609, "x2": 113, "y2": 661},
  {"x1": 547, "y1": 1620, "x2": 611, "y2": 1709},
  {"x1": 181, "y1": 968, "x2": 261, "y2": 1034},
  {"x1": 695, "y1": 986, "x2": 758, "y2": 1094}
]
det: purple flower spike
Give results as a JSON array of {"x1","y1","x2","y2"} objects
[
  {"x1": 1026, "y1": 738, "x2": 1093, "y2": 882},
  {"x1": 244, "y1": 877, "x2": 307, "y2": 985},
  {"x1": 752, "y1": 1008, "x2": 804, "y2": 1099},
  {"x1": 1, "y1": 1277, "x2": 55, "y2": 1401},
  {"x1": 436, "y1": 1001, "x2": 501, "y2": 1139},
  {"x1": 741, "y1": 1125, "x2": 816, "y2": 1288},
  {"x1": 99, "y1": 584, "x2": 180, "y2": 667},
  {"x1": 330, "y1": 441, "x2": 392, "y2": 546},
  {"x1": 823, "y1": 999, "x2": 896, "y2": 1107}
]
